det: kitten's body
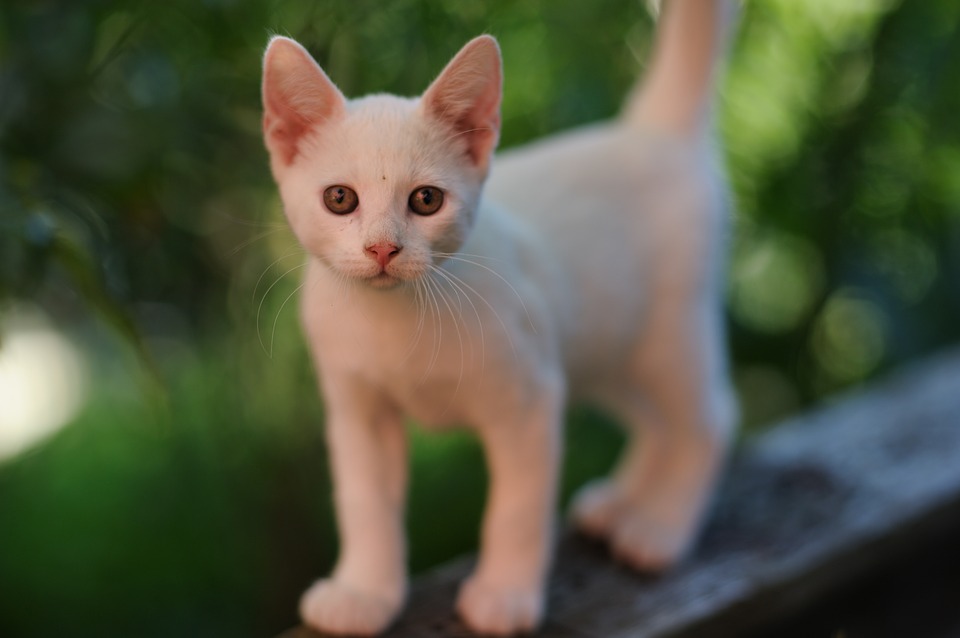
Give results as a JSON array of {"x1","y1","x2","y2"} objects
[
  {"x1": 488, "y1": 124, "x2": 727, "y2": 401},
  {"x1": 263, "y1": 1, "x2": 737, "y2": 635},
  {"x1": 304, "y1": 122, "x2": 729, "y2": 424}
]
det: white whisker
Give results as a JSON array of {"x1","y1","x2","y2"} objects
[
  {"x1": 270, "y1": 282, "x2": 305, "y2": 358},
  {"x1": 257, "y1": 261, "x2": 307, "y2": 355},
  {"x1": 436, "y1": 260, "x2": 521, "y2": 364},
  {"x1": 431, "y1": 265, "x2": 485, "y2": 385},
  {"x1": 428, "y1": 268, "x2": 466, "y2": 413},
  {"x1": 434, "y1": 251, "x2": 507, "y2": 265},
  {"x1": 230, "y1": 226, "x2": 286, "y2": 256},
  {"x1": 252, "y1": 249, "x2": 307, "y2": 304},
  {"x1": 400, "y1": 278, "x2": 429, "y2": 365},
  {"x1": 419, "y1": 274, "x2": 444, "y2": 386},
  {"x1": 441, "y1": 254, "x2": 537, "y2": 335}
]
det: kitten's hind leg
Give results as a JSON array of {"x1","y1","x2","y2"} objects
[{"x1": 570, "y1": 307, "x2": 736, "y2": 571}]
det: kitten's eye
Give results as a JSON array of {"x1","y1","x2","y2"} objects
[
  {"x1": 323, "y1": 185, "x2": 359, "y2": 215},
  {"x1": 408, "y1": 186, "x2": 444, "y2": 216}
]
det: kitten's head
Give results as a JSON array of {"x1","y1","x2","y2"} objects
[{"x1": 261, "y1": 35, "x2": 502, "y2": 289}]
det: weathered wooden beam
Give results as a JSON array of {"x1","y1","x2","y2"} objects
[{"x1": 280, "y1": 349, "x2": 960, "y2": 638}]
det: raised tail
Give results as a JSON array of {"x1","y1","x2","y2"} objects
[{"x1": 624, "y1": 0, "x2": 737, "y2": 138}]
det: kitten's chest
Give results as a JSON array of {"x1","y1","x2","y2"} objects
[{"x1": 303, "y1": 276, "x2": 500, "y2": 426}]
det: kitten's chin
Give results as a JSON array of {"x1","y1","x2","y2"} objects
[{"x1": 366, "y1": 273, "x2": 403, "y2": 289}]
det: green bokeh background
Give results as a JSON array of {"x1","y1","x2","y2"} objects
[{"x1": 2, "y1": 0, "x2": 960, "y2": 636}]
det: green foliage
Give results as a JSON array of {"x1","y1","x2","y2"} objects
[
  {"x1": 726, "y1": 0, "x2": 960, "y2": 407},
  {"x1": 3, "y1": 0, "x2": 958, "y2": 404},
  {"x1": 0, "y1": 332, "x2": 622, "y2": 637},
  {"x1": 0, "y1": 346, "x2": 333, "y2": 637}
]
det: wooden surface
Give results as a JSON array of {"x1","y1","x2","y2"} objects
[{"x1": 280, "y1": 350, "x2": 960, "y2": 638}]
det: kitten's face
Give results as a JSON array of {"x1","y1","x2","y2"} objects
[
  {"x1": 277, "y1": 96, "x2": 482, "y2": 288},
  {"x1": 262, "y1": 36, "x2": 502, "y2": 289}
]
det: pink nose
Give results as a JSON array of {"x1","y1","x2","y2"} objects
[{"x1": 365, "y1": 242, "x2": 402, "y2": 268}]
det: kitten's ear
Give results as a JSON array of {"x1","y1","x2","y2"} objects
[
  {"x1": 262, "y1": 36, "x2": 346, "y2": 168},
  {"x1": 421, "y1": 35, "x2": 502, "y2": 172}
]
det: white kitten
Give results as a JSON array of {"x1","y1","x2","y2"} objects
[{"x1": 261, "y1": 1, "x2": 737, "y2": 635}]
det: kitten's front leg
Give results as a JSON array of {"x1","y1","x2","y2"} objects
[
  {"x1": 457, "y1": 387, "x2": 563, "y2": 636},
  {"x1": 300, "y1": 376, "x2": 408, "y2": 637}
]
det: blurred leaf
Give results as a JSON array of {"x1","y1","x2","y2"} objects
[{"x1": 49, "y1": 232, "x2": 165, "y2": 402}]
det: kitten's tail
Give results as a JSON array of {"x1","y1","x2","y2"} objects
[{"x1": 624, "y1": 0, "x2": 737, "y2": 138}]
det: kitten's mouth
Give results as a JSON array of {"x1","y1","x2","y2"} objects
[
  {"x1": 366, "y1": 271, "x2": 402, "y2": 289},
  {"x1": 362, "y1": 263, "x2": 428, "y2": 289},
  {"x1": 346, "y1": 262, "x2": 426, "y2": 289}
]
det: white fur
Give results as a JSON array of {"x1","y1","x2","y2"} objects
[{"x1": 262, "y1": 2, "x2": 737, "y2": 635}]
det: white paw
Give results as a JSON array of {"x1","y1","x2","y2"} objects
[
  {"x1": 569, "y1": 479, "x2": 698, "y2": 572},
  {"x1": 608, "y1": 510, "x2": 692, "y2": 572},
  {"x1": 299, "y1": 578, "x2": 401, "y2": 636},
  {"x1": 456, "y1": 575, "x2": 544, "y2": 636},
  {"x1": 568, "y1": 478, "x2": 623, "y2": 538}
]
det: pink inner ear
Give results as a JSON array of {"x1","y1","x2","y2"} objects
[
  {"x1": 421, "y1": 36, "x2": 503, "y2": 169},
  {"x1": 262, "y1": 37, "x2": 345, "y2": 167},
  {"x1": 262, "y1": 105, "x2": 311, "y2": 166}
]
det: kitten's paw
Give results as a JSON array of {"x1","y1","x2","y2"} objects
[
  {"x1": 456, "y1": 576, "x2": 544, "y2": 636},
  {"x1": 569, "y1": 478, "x2": 623, "y2": 538},
  {"x1": 569, "y1": 480, "x2": 698, "y2": 572},
  {"x1": 609, "y1": 510, "x2": 693, "y2": 572},
  {"x1": 299, "y1": 578, "x2": 401, "y2": 636}
]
